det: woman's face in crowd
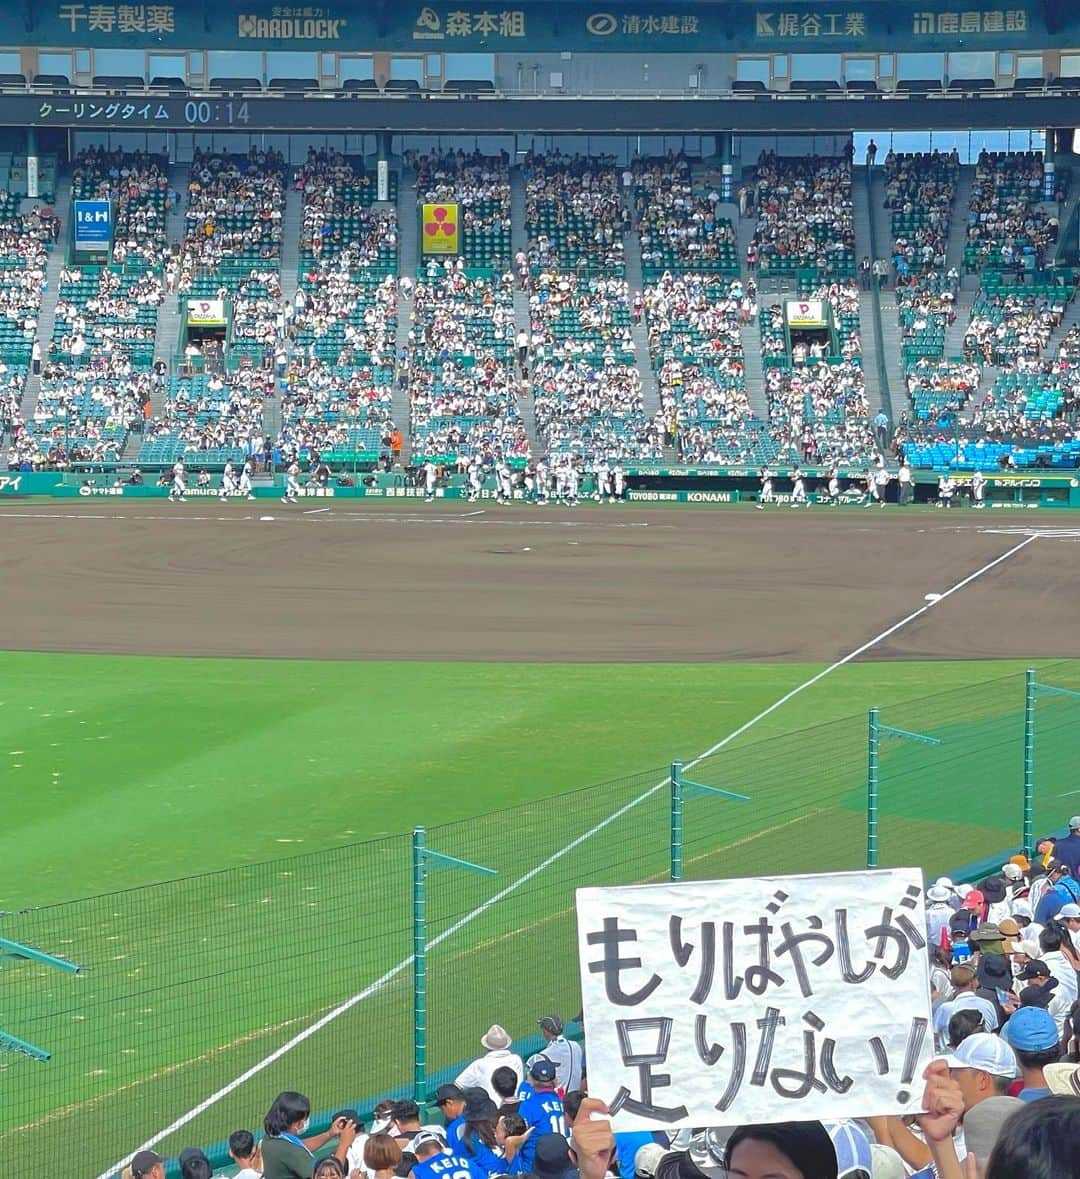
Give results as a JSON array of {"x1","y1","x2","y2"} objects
[{"x1": 726, "y1": 1138, "x2": 806, "y2": 1179}]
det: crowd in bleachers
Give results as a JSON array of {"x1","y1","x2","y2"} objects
[
  {"x1": 883, "y1": 150, "x2": 958, "y2": 278},
  {"x1": 413, "y1": 150, "x2": 511, "y2": 270},
  {"x1": 71, "y1": 147, "x2": 174, "y2": 267},
  {"x1": 643, "y1": 272, "x2": 757, "y2": 462},
  {"x1": 749, "y1": 153, "x2": 855, "y2": 277},
  {"x1": 405, "y1": 268, "x2": 526, "y2": 463},
  {"x1": 632, "y1": 156, "x2": 737, "y2": 279},
  {"x1": 965, "y1": 150, "x2": 1058, "y2": 274},
  {"x1": 176, "y1": 149, "x2": 286, "y2": 286},
  {"x1": 522, "y1": 153, "x2": 628, "y2": 276}
]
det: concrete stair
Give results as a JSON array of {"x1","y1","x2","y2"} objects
[
  {"x1": 279, "y1": 185, "x2": 303, "y2": 306},
  {"x1": 740, "y1": 318, "x2": 768, "y2": 421},
  {"x1": 852, "y1": 173, "x2": 888, "y2": 418},
  {"x1": 392, "y1": 166, "x2": 419, "y2": 464},
  {"x1": 510, "y1": 166, "x2": 528, "y2": 260},
  {"x1": 946, "y1": 167, "x2": 975, "y2": 277},
  {"x1": 511, "y1": 285, "x2": 541, "y2": 456},
  {"x1": 623, "y1": 229, "x2": 661, "y2": 419}
]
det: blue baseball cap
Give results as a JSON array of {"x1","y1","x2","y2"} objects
[
  {"x1": 1001, "y1": 1006, "x2": 1059, "y2": 1052},
  {"x1": 528, "y1": 1056, "x2": 557, "y2": 1083}
]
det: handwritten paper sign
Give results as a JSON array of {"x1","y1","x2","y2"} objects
[{"x1": 576, "y1": 868, "x2": 934, "y2": 1129}]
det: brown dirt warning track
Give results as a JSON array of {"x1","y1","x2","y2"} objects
[{"x1": 0, "y1": 500, "x2": 1077, "y2": 662}]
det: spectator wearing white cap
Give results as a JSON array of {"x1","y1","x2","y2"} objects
[{"x1": 455, "y1": 1025, "x2": 524, "y2": 1104}]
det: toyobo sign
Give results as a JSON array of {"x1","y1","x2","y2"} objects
[
  {"x1": 73, "y1": 199, "x2": 112, "y2": 253},
  {"x1": 576, "y1": 868, "x2": 934, "y2": 1129}
]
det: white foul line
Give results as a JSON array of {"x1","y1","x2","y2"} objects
[{"x1": 97, "y1": 531, "x2": 1039, "y2": 1178}]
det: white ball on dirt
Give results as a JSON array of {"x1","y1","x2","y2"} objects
[{"x1": 260, "y1": 515, "x2": 275, "y2": 522}]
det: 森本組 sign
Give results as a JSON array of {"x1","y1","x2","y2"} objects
[{"x1": 576, "y1": 868, "x2": 934, "y2": 1129}]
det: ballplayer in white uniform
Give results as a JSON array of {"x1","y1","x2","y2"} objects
[
  {"x1": 757, "y1": 466, "x2": 774, "y2": 509},
  {"x1": 497, "y1": 460, "x2": 514, "y2": 505},
  {"x1": 972, "y1": 470, "x2": 986, "y2": 508},
  {"x1": 535, "y1": 458, "x2": 549, "y2": 504},
  {"x1": 594, "y1": 460, "x2": 612, "y2": 503},
  {"x1": 874, "y1": 466, "x2": 890, "y2": 507},
  {"x1": 790, "y1": 465, "x2": 808, "y2": 506},
  {"x1": 220, "y1": 459, "x2": 237, "y2": 500},
  {"x1": 612, "y1": 463, "x2": 626, "y2": 502},
  {"x1": 239, "y1": 458, "x2": 255, "y2": 500},
  {"x1": 564, "y1": 460, "x2": 580, "y2": 506},
  {"x1": 423, "y1": 459, "x2": 437, "y2": 503},
  {"x1": 468, "y1": 458, "x2": 484, "y2": 502},
  {"x1": 281, "y1": 460, "x2": 301, "y2": 503},
  {"x1": 168, "y1": 459, "x2": 186, "y2": 503},
  {"x1": 827, "y1": 467, "x2": 841, "y2": 504}
]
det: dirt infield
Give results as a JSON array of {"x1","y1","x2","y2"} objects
[{"x1": 0, "y1": 501, "x2": 1077, "y2": 661}]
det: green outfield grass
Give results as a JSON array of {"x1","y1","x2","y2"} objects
[{"x1": 2, "y1": 652, "x2": 1079, "y2": 1177}]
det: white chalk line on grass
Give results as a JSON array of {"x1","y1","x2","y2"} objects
[{"x1": 97, "y1": 531, "x2": 1039, "y2": 1179}]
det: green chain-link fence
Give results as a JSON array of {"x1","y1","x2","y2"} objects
[{"x1": 2, "y1": 665, "x2": 1077, "y2": 1177}]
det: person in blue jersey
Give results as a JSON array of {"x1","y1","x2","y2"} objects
[
  {"x1": 517, "y1": 1059, "x2": 566, "y2": 1173},
  {"x1": 410, "y1": 1131, "x2": 488, "y2": 1179},
  {"x1": 434, "y1": 1084, "x2": 467, "y2": 1145},
  {"x1": 459, "y1": 1090, "x2": 508, "y2": 1177}
]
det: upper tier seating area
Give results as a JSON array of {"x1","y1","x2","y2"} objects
[
  {"x1": 71, "y1": 148, "x2": 172, "y2": 267},
  {"x1": 882, "y1": 150, "x2": 958, "y2": 279},
  {"x1": 632, "y1": 156, "x2": 738, "y2": 280},
  {"x1": 749, "y1": 153, "x2": 855, "y2": 279},
  {"x1": 295, "y1": 148, "x2": 398, "y2": 275},
  {"x1": 140, "y1": 370, "x2": 267, "y2": 465},
  {"x1": 964, "y1": 151, "x2": 1059, "y2": 273},
  {"x1": 413, "y1": 150, "x2": 511, "y2": 271},
  {"x1": 524, "y1": 153, "x2": 628, "y2": 276}
]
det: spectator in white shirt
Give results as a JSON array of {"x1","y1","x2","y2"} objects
[
  {"x1": 455, "y1": 1024, "x2": 524, "y2": 1103},
  {"x1": 530, "y1": 1014, "x2": 584, "y2": 1094}
]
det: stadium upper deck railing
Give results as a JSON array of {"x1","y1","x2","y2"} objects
[{"x1": 1, "y1": 663, "x2": 1078, "y2": 1178}]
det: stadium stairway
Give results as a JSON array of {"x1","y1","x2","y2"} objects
[
  {"x1": 947, "y1": 167, "x2": 976, "y2": 284},
  {"x1": 623, "y1": 228, "x2": 661, "y2": 420},
  {"x1": 165, "y1": 163, "x2": 186, "y2": 248},
  {"x1": 512, "y1": 285, "x2": 541, "y2": 456},
  {"x1": 18, "y1": 173, "x2": 70, "y2": 424},
  {"x1": 853, "y1": 173, "x2": 887, "y2": 420},
  {"x1": 392, "y1": 166, "x2": 419, "y2": 464},
  {"x1": 740, "y1": 315, "x2": 769, "y2": 422},
  {"x1": 279, "y1": 184, "x2": 302, "y2": 306},
  {"x1": 510, "y1": 165, "x2": 528, "y2": 260}
]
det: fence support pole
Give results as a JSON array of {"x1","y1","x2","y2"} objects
[
  {"x1": 867, "y1": 708, "x2": 880, "y2": 869},
  {"x1": 412, "y1": 826, "x2": 427, "y2": 1105},
  {"x1": 1024, "y1": 668, "x2": 1036, "y2": 859},
  {"x1": 670, "y1": 761, "x2": 683, "y2": 882}
]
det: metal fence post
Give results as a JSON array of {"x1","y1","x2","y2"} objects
[
  {"x1": 412, "y1": 826, "x2": 427, "y2": 1105},
  {"x1": 1024, "y1": 668, "x2": 1036, "y2": 858},
  {"x1": 670, "y1": 761, "x2": 684, "y2": 882},
  {"x1": 867, "y1": 709, "x2": 880, "y2": 869}
]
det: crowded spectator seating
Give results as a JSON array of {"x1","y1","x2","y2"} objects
[
  {"x1": 749, "y1": 153, "x2": 855, "y2": 279},
  {"x1": 643, "y1": 272, "x2": 760, "y2": 463},
  {"x1": 414, "y1": 150, "x2": 511, "y2": 270},
  {"x1": 883, "y1": 150, "x2": 958, "y2": 279},
  {"x1": 175, "y1": 149, "x2": 285, "y2": 295},
  {"x1": 530, "y1": 271, "x2": 659, "y2": 460},
  {"x1": 295, "y1": 148, "x2": 398, "y2": 274},
  {"x1": 70, "y1": 147, "x2": 172, "y2": 266},
  {"x1": 524, "y1": 153, "x2": 628, "y2": 275},
  {"x1": 763, "y1": 280, "x2": 874, "y2": 465},
  {"x1": 407, "y1": 268, "x2": 527, "y2": 463},
  {"x1": 632, "y1": 157, "x2": 738, "y2": 281},
  {"x1": 0, "y1": 188, "x2": 51, "y2": 468},
  {"x1": 895, "y1": 271, "x2": 959, "y2": 367},
  {"x1": 25, "y1": 262, "x2": 164, "y2": 466},
  {"x1": 277, "y1": 356, "x2": 393, "y2": 466},
  {"x1": 964, "y1": 151, "x2": 1059, "y2": 273},
  {"x1": 139, "y1": 370, "x2": 268, "y2": 465}
]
